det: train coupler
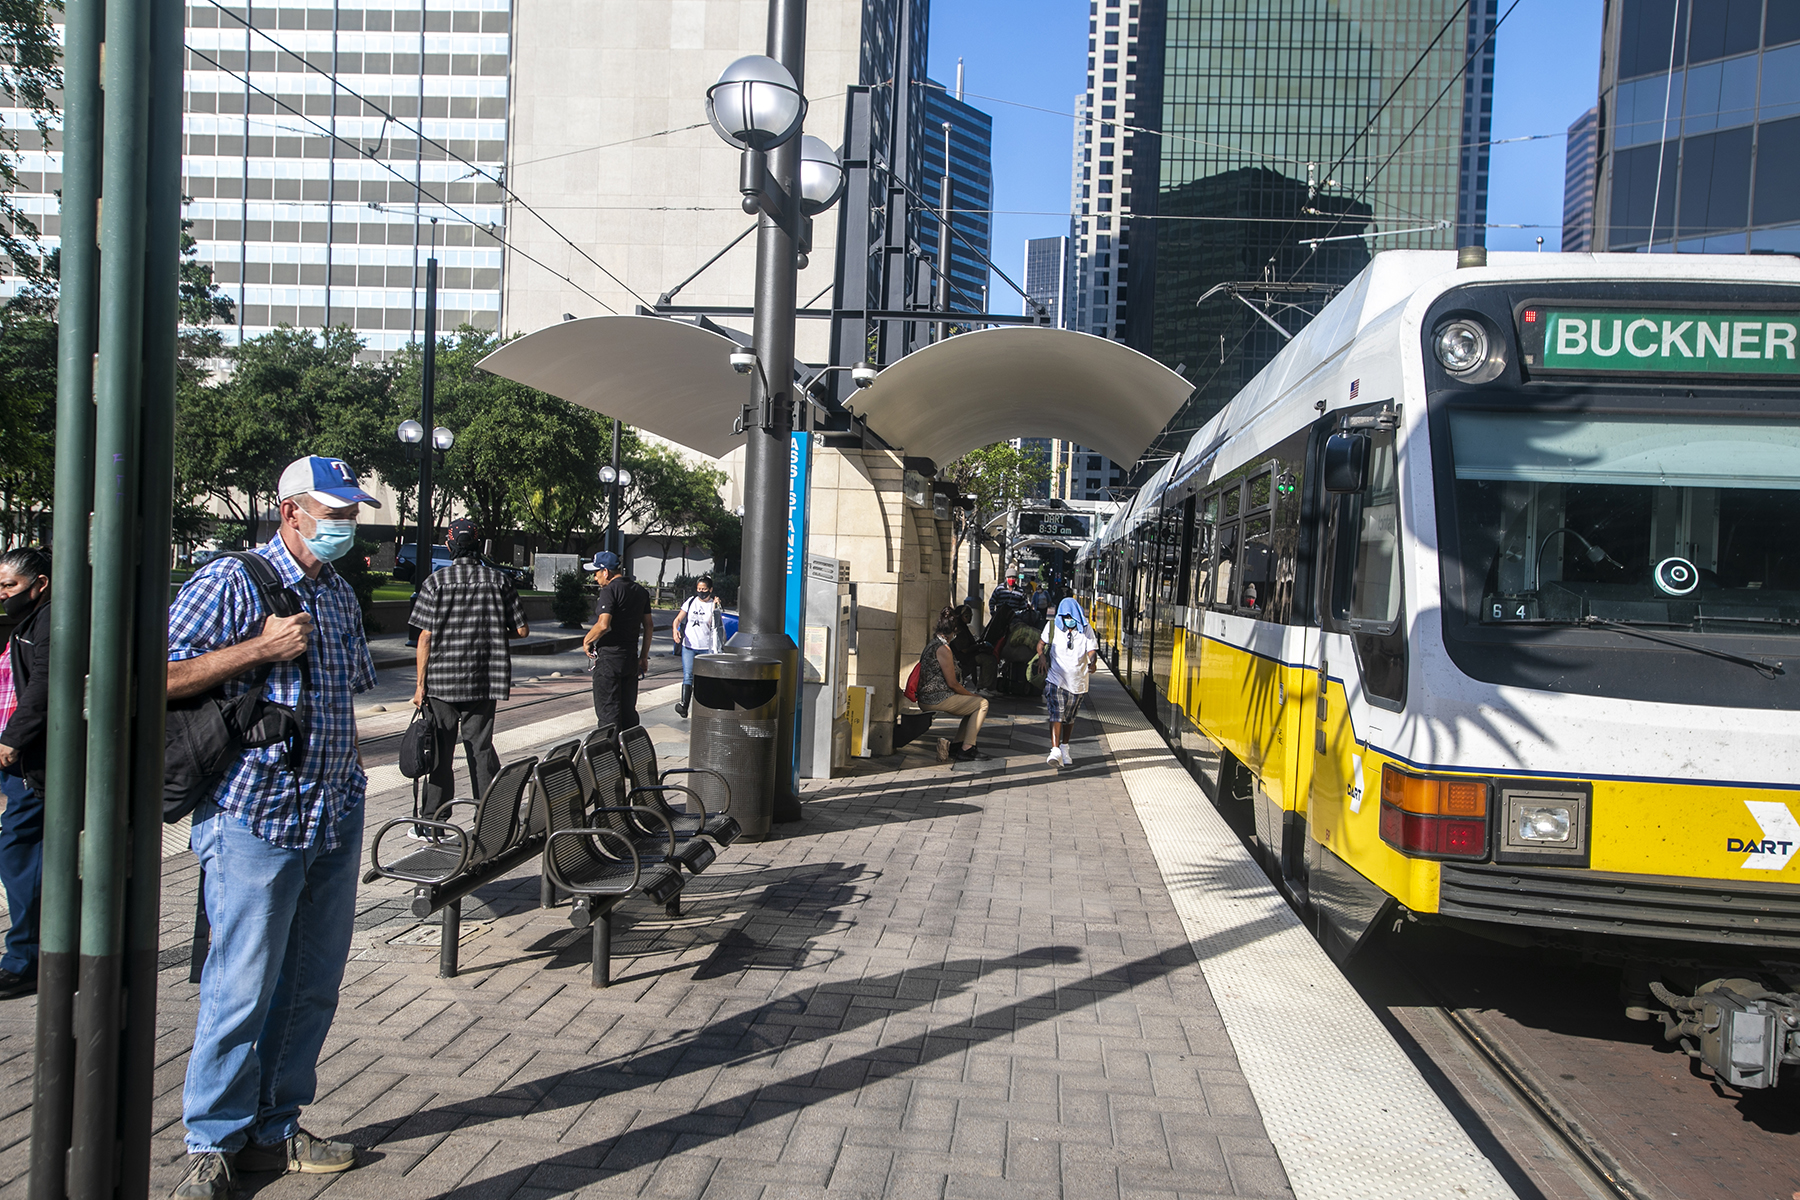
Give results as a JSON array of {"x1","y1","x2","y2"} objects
[{"x1": 1634, "y1": 979, "x2": 1800, "y2": 1090}]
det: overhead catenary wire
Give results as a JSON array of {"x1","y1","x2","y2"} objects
[
  {"x1": 184, "y1": 45, "x2": 617, "y2": 314},
  {"x1": 195, "y1": 0, "x2": 654, "y2": 309}
]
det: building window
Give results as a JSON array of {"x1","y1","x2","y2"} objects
[
  {"x1": 1608, "y1": 140, "x2": 1677, "y2": 248},
  {"x1": 1755, "y1": 116, "x2": 1800, "y2": 228},
  {"x1": 1678, "y1": 125, "x2": 1752, "y2": 236}
]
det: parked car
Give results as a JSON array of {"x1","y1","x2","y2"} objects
[{"x1": 393, "y1": 544, "x2": 533, "y2": 588}]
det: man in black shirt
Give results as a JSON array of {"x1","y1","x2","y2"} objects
[{"x1": 581, "y1": 551, "x2": 654, "y2": 733}]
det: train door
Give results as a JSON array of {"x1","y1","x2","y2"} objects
[
  {"x1": 1303, "y1": 407, "x2": 1408, "y2": 957},
  {"x1": 1151, "y1": 500, "x2": 1186, "y2": 728}
]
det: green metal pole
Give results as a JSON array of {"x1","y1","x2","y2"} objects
[
  {"x1": 29, "y1": 0, "x2": 101, "y2": 1192},
  {"x1": 70, "y1": 0, "x2": 152, "y2": 1188},
  {"x1": 118, "y1": 0, "x2": 184, "y2": 1190}
]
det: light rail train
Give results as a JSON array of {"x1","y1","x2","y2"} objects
[{"x1": 1078, "y1": 250, "x2": 1800, "y2": 1089}]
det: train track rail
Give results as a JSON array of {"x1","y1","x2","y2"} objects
[{"x1": 1429, "y1": 994, "x2": 1657, "y2": 1200}]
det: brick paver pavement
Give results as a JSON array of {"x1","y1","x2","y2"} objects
[{"x1": 0, "y1": 694, "x2": 1294, "y2": 1200}]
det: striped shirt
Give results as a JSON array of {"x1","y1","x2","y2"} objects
[
  {"x1": 408, "y1": 556, "x2": 527, "y2": 702},
  {"x1": 168, "y1": 536, "x2": 376, "y2": 850}
]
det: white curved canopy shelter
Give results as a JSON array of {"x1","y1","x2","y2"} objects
[
  {"x1": 479, "y1": 316, "x2": 1192, "y2": 468},
  {"x1": 846, "y1": 326, "x2": 1193, "y2": 466},
  {"x1": 477, "y1": 315, "x2": 754, "y2": 459}
]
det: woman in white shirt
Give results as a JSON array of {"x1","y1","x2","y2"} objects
[
  {"x1": 671, "y1": 575, "x2": 723, "y2": 718},
  {"x1": 1035, "y1": 597, "x2": 1098, "y2": 768}
]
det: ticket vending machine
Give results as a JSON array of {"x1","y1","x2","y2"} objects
[{"x1": 799, "y1": 555, "x2": 851, "y2": 779}]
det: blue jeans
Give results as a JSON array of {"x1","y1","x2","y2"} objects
[
  {"x1": 183, "y1": 800, "x2": 363, "y2": 1154},
  {"x1": 0, "y1": 772, "x2": 42, "y2": 976},
  {"x1": 680, "y1": 644, "x2": 700, "y2": 686}
]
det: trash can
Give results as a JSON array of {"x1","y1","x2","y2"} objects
[{"x1": 689, "y1": 652, "x2": 782, "y2": 841}]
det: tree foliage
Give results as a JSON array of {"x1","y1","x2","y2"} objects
[
  {"x1": 945, "y1": 442, "x2": 1050, "y2": 585},
  {"x1": 0, "y1": 309, "x2": 55, "y2": 544},
  {"x1": 174, "y1": 326, "x2": 396, "y2": 545},
  {"x1": 0, "y1": 0, "x2": 60, "y2": 288}
]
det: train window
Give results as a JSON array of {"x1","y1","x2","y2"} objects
[
  {"x1": 1201, "y1": 493, "x2": 1219, "y2": 523},
  {"x1": 1347, "y1": 430, "x2": 1402, "y2": 628},
  {"x1": 1176, "y1": 495, "x2": 1196, "y2": 606},
  {"x1": 1223, "y1": 486, "x2": 1242, "y2": 518},
  {"x1": 1248, "y1": 471, "x2": 1273, "y2": 512},
  {"x1": 1238, "y1": 515, "x2": 1273, "y2": 612},
  {"x1": 1213, "y1": 522, "x2": 1239, "y2": 607}
]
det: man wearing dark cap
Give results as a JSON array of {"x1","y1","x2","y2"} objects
[
  {"x1": 409, "y1": 518, "x2": 528, "y2": 823},
  {"x1": 581, "y1": 551, "x2": 653, "y2": 732}
]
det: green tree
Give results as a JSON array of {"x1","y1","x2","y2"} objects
[
  {"x1": 619, "y1": 441, "x2": 730, "y2": 586},
  {"x1": 945, "y1": 441, "x2": 1050, "y2": 589},
  {"x1": 175, "y1": 326, "x2": 394, "y2": 545},
  {"x1": 0, "y1": 0, "x2": 60, "y2": 289},
  {"x1": 392, "y1": 327, "x2": 618, "y2": 544},
  {"x1": 0, "y1": 309, "x2": 56, "y2": 545}
]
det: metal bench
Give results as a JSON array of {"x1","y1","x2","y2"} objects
[
  {"x1": 576, "y1": 729, "x2": 719, "y2": 887},
  {"x1": 364, "y1": 755, "x2": 541, "y2": 977},
  {"x1": 615, "y1": 724, "x2": 742, "y2": 847},
  {"x1": 535, "y1": 752, "x2": 685, "y2": 986}
]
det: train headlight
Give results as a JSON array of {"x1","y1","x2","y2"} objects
[
  {"x1": 1433, "y1": 319, "x2": 1489, "y2": 374},
  {"x1": 1516, "y1": 805, "x2": 1571, "y2": 844}
]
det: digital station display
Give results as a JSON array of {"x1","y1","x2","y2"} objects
[{"x1": 1017, "y1": 511, "x2": 1090, "y2": 539}]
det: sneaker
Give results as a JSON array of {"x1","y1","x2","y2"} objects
[
  {"x1": 0, "y1": 968, "x2": 36, "y2": 999},
  {"x1": 936, "y1": 738, "x2": 951, "y2": 763},
  {"x1": 1046, "y1": 749, "x2": 1062, "y2": 768},
  {"x1": 954, "y1": 745, "x2": 991, "y2": 762},
  {"x1": 171, "y1": 1152, "x2": 233, "y2": 1199},
  {"x1": 1060, "y1": 744, "x2": 1073, "y2": 767},
  {"x1": 235, "y1": 1129, "x2": 356, "y2": 1175}
]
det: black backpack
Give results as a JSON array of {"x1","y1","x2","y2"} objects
[{"x1": 164, "y1": 552, "x2": 313, "y2": 824}]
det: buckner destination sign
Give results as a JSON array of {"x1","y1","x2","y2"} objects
[{"x1": 1528, "y1": 307, "x2": 1800, "y2": 376}]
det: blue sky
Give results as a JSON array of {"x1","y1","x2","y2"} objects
[{"x1": 926, "y1": 1, "x2": 1606, "y2": 313}]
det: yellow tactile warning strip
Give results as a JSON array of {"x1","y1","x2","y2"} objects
[{"x1": 1089, "y1": 672, "x2": 1518, "y2": 1200}]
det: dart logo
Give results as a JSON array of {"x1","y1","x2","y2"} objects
[{"x1": 1725, "y1": 801, "x2": 1800, "y2": 871}]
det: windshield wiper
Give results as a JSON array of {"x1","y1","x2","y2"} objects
[
  {"x1": 1691, "y1": 613, "x2": 1800, "y2": 627},
  {"x1": 1580, "y1": 616, "x2": 1786, "y2": 679}
]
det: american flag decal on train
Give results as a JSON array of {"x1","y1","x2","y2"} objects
[{"x1": 1349, "y1": 378, "x2": 1359, "y2": 399}]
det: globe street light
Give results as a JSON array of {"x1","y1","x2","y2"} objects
[
  {"x1": 397, "y1": 419, "x2": 424, "y2": 444},
  {"x1": 396, "y1": 419, "x2": 454, "y2": 599},
  {"x1": 432, "y1": 426, "x2": 455, "y2": 452},
  {"x1": 704, "y1": 55, "x2": 804, "y2": 152},
  {"x1": 704, "y1": 0, "x2": 843, "y2": 821}
]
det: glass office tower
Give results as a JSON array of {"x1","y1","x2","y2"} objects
[
  {"x1": 1563, "y1": 106, "x2": 1599, "y2": 252},
  {"x1": 1123, "y1": 0, "x2": 1498, "y2": 458},
  {"x1": 919, "y1": 82, "x2": 995, "y2": 314},
  {"x1": 1594, "y1": 0, "x2": 1800, "y2": 254}
]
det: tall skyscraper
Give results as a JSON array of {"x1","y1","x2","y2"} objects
[
  {"x1": 920, "y1": 77, "x2": 995, "y2": 314},
  {"x1": 1592, "y1": 0, "x2": 1800, "y2": 254},
  {"x1": 1088, "y1": 0, "x2": 1499, "y2": 462},
  {"x1": 1562, "y1": 106, "x2": 1599, "y2": 253},
  {"x1": 1024, "y1": 235, "x2": 1070, "y2": 327},
  {"x1": 2, "y1": 0, "x2": 513, "y2": 352}
]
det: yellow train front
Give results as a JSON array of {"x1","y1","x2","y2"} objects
[{"x1": 1080, "y1": 250, "x2": 1800, "y2": 1089}]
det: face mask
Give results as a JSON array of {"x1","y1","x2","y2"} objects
[
  {"x1": 1059, "y1": 615, "x2": 1077, "y2": 629},
  {"x1": 302, "y1": 515, "x2": 357, "y2": 562},
  {"x1": 2, "y1": 588, "x2": 38, "y2": 619}
]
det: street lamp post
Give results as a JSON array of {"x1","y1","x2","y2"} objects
[
  {"x1": 397, "y1": 417, "x2": 454, "y2": 593},
  {"x1": 704, "y1": 5, "x2": 845, "y2": 814},
  {"x1": 599, "y1": 458, "x2": 633, "y2": 561}
]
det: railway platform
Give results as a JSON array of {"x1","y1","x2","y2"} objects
[{"x1": 0, "y1": 668, "x2": 1523, "y2": 1200}]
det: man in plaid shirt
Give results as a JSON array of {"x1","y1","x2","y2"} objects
[
  {"x1": 165, "y1": 456, "x2": 379, "y2": 1198},
  {"x1": 408, "y1": 517, "x2": 528, "y2": 820}
]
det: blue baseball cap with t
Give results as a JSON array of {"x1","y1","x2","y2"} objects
[
  {"x1": 277, "y1": 455, "x2": 381, "y2": 508},
  {"x1": 583, "y1": 551, "x2": 622, "y2": 572}
]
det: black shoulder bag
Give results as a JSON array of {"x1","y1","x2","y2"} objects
[{"x1": 164, "y1": 552, "x2": 313, "y2": 824}]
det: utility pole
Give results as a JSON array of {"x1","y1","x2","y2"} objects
[
  {"x1": 34, "y1": 0, "x2": 184, "y2": 1193},
  {"x1": 937, "y1": 121, "x2": 953, "y2": 343},
  {"x1": 608, "y1": 418, "x2": 622, "y2": 558},
  {"x1": 412, "y1": 225, "x2": 440, "y2": 595}
]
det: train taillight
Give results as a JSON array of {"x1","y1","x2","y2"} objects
[{"x1": 1378, "y1": 765, "x2": 1489, "y2": 861}]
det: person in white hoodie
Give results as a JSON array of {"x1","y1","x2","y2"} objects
[{"x1": 1035, "y1": 597, "x2": 1098, "y2": 768}]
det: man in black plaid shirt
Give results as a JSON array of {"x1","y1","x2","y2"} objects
[{"x1": 409, "y1": 519, "x2": 528, "y2": 818}]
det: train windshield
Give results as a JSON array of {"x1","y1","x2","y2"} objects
[{"x1": 1447, "y1": 410, "x2": 1800, "y2": 635}]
